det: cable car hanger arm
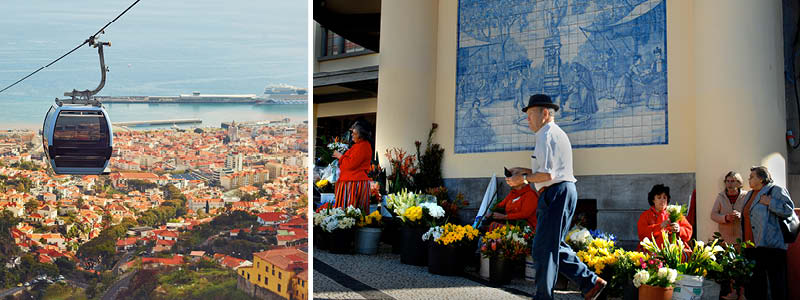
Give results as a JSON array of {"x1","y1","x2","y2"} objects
[{"x1": 59, "y1": 37, "x2": 110, "y2": 107}]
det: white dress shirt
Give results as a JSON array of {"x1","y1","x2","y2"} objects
[{"x1": 531, "y1": 121, "x2": 577, "y2": 191}]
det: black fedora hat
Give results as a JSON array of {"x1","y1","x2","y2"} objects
[{"x1": 521, "y1": 94, "x2": 559, "y2": 112}]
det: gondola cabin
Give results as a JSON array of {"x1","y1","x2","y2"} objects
[{"x1": 42, "y1": 104, "x2": 113, "y2": 175}]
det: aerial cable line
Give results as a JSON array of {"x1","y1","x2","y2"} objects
[{"x1": 0, "y1": 0, "x2": 142, "y2": 95}]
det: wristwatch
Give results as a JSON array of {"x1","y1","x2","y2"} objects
[{"x1": 523, "y1": 174, "x2": 529, "y2": 185}]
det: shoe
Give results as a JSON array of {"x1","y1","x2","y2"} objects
[{"x1": 584, "y1": 277, "x2": 607, "y2": 300}]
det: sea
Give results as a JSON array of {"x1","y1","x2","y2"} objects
[{"x1": 0, "y1": 0, "x2": 308, "y2": 130}]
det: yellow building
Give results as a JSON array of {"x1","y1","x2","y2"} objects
[
  {"x1": 238, "y1": 248, "x2": 308, "y2": 300},
  {"x1": 314, "y1": 0, "x2": 800, "y2": 248},
  {"x1": 290, "y1": 270, "x2": 308, "y2": 300}
]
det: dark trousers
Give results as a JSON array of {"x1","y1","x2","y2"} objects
[
  {"x1": 532, "y1": 181, "x2": 596, "y2": 300},
  {"x1": 744, "y1": 247, "x2": 787, "y2": 300}
]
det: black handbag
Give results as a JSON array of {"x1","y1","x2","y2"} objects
[{"x1": 767, "y1": 187, "x2": 800, "y2": 243}]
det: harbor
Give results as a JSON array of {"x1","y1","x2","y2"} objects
[{"x1": 112, "y1": 119, "x2": 202, "y2": 127}]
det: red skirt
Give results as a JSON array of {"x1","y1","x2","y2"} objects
[{"x1": 333, "y1": 180, "x2": 370, "y2": 213}]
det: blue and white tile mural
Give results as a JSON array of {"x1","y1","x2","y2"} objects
[{"x1": 455, "y1": 0, "x2": 667, "y2": 153}]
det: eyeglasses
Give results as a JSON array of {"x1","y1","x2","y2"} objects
[{"x1": 724, "y1": 180, "x2": 738, "y2": 183}]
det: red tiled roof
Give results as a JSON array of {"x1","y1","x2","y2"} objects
[
  {"x1": 257, "y1": 212, "x2": 286, "y2": 223},
  {"x1": 220, "y1": 256, "x2": 247, "y2": 269},
  {"x1": 156, "y1": 239, "x2": 176, "y2": 247},
  {"x1": 141, "y1": 255, "x2": 184, "y2": 266},
  {"x1": 252, "y1": 248, "x2": 307, "y2": 271},
  {"x1": 116, "y1": 237, "x2": 138, "y2": 247}
]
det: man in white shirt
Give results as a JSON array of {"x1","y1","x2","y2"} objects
[{"x1": 508, "y1": 94, "x2": 606, "y2": 300}]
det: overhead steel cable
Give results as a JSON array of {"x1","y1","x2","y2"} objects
[{"x1": 0, "y1": 0, "x2": 141, "y2": 95}]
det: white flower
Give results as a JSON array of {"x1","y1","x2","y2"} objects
[
  {"x1": 695, "y1": 240, "x2": 704, "y2": 249},
  {"x1": 713, "y1": 245, "x2": 724, "y2": 253},
  {"x1": 570, "y1": 228, "x2": 592, "y2": 245},
  {"x1": 657, "y1": 267, "x2": 669, "y2": 279},
  {"x1": 420, "y1": 202, "x2": 445, "y2": 219},
  {"x1": 313, "y1": 214, "x2": 326, "y2": 226},
  {"x1": 667, "y1": 269, "x2": 678, "y2": 283},
  {"x1": 633, "y1": 270, "x2": 650, "y2": 288},
  {"x1": 323, "y1": 216, "x2": 339, "y2": 232},
  {"x1": 422, "y1": 226, "x2": 443, "y2": 242}
]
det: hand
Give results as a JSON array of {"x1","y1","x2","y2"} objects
[
  {"x1": 332, "y1": 151, "x2": 342, "y2": 159},
  {"x1": 759, "y1": 195, "x2": 771, "y2": 206},
  {"x1": 492, "y1": 212, "x2": 506, "y2": 220},
  {"x1": 670, "y1": 222, "x2": 680, "y2": 233},
  {"x1": 660, "y1": 219, "x2": 669, "y2": 229}
]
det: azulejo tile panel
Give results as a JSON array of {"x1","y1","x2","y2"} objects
[{"x1": 455, "y1": 0, "x2": 667, "y2": 153}]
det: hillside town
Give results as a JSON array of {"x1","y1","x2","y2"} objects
[{"x1": 0, "y1": 122, "x2": 308, "y2": 300}]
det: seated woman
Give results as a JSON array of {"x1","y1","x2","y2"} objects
[
  {"x1": 637, "y1": 184, "x2": 692, "y2": 249},
  {"x1": 488, "y1": 170, "x2": 539, "y2": 232}
]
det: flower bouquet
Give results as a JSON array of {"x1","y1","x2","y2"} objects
[
  {"x1": 565, "y1": 226, "x2": 592, "y2": 252},
  {"x1": 640, "y1": 233, "x2": 686, "y2": 269},
  {"x1": 606, "y1": 250, "x2": 649, "y2": 298},
  {"x1": 422, "y1": 223, "x2": 480, "y2": 275},
  {"x1": 480, "y1": 224, "x2": 533, "y2": 284},
  {"x1": 633, "y1": 258, "x2": 679, "y2": 300},
  {"x1": 385, "y1": 148, "x2": 417, "y2": 193},
  {"x1": 315, "y1": 179, "x2": 334, "y2": 193},
  {"x1": 678, "y1": 239, "x2": 724, "y2": 277},
  {"x1": 386, "y1": 190, "x2": 446, "y2": 265},
  {"x1": 666, "y1": 204, "x2": 687, "y2": 223},
  {"x1": 576, "y1": 237, "x2": 617, "y2": 275}
]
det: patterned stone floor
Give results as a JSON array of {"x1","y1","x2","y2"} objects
[{"x1": 313, "y1": 245, "x2": 584, "y2": 300}]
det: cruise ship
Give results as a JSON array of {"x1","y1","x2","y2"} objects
[
  {"x1": 93, "y1": 84, "x2": 308, "y2": 105},
  {"x1": 257, "y1": 84, "x2": 308, "y2": 105}
]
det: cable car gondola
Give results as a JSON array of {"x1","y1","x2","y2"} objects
[{"x1": 42, "y1": 38, "x2": 113, "y2": 175}]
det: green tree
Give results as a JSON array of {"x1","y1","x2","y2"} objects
[{"x1": 24, "y1": 199, "x2": 40, "y2": 214}]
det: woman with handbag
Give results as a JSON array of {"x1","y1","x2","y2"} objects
[{"x1": 742, "y1": 166, "x2": 796, "y2": 300}]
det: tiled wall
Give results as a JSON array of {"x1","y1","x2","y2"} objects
[{"x1": 455, "y1": 0, "x2": 668, "y2": 153}]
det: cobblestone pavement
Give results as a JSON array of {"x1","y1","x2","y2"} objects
[{"x1": 313, "y1": 246, "x2": 584, "y2": 300}]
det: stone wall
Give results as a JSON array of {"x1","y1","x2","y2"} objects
[
  {"x1": 237, "y1": 275, "x2": 285, "y2": 300},
  {"x1": 444, "y1": 173, "x2": 695, "y2": 249}
]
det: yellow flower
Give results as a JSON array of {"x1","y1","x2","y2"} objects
[
  {"x1": 403, "y1": 206, "x2": 423, "y2": 222},
  {"x1": 315, "y1": 179, "x2": 329, "y2": 188}
]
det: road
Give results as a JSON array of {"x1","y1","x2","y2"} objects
[
  {"x1": 112, "y1": 252, "x2": 134, "y2": 277},
  {"x1": 101, "y1": 271, "x2": 134, "y2": 300}
]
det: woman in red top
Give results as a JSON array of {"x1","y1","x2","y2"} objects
[
  {"x1": 637, "y1": 184, "x2": 692, "y2": 250},
  {"x1": 488, "y1": 170, "x2": 539, "y2": 231},
  {"x1": 332, "y1": 122, "x2": 373, "y2": 212}
]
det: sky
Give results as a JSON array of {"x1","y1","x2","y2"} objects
[{"x1": 0, "y1": 0, "x2": 308, "y2": 101}]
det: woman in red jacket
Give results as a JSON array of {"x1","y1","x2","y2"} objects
[
  {"x1": 637, "y1": 184, "x2": 692, "y2": 250},
  {"x1": 488, "y1": 170, "x2": 539, "y2": 231},
  {"x1": 332, "y1": 122, "x2": 373, "y2": 212}
]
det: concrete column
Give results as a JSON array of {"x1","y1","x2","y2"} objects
[
  {"x1": 694, "y1": 0, "x2": 786, "y2": 241},
  {"x1": 375, "y1": 0, "x2": 438, "y2": 169}
]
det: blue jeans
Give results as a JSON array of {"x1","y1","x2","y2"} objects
[{"x1": 532, "y1": 181, "x2": 597, "y2": 299}]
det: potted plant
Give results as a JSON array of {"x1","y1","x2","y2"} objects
[
  {"x1": 385, "y1": 189, "x2": 445, "y2": 266},
  {"x1": 632, "y1": 258, "x2": 679, "y2": 300},
  {"x1": 320, "y1": 206, "x2": 362, "y2": 254},
  {"x1": 480, "y1": 224, "x2": 532, "y2": 284},
  {"x1": 422, "y1": 223, "x2": 479, "y2": 275},
  {"x1": 355, "y1": 210, "x2": 384, "y2": 255},
  {"x1": 706, "y1": 238, "x2": 755, "y2": 300},
  {"x1": 313, "y1": 203, "x2": 332, "y2": 250}
]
